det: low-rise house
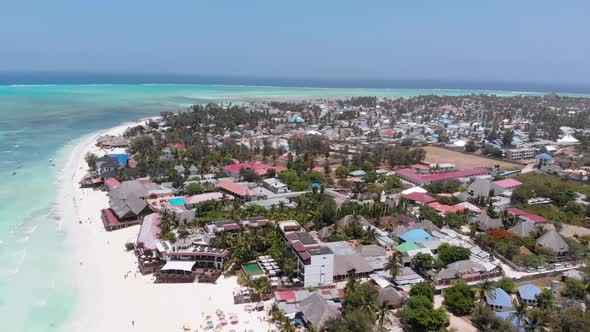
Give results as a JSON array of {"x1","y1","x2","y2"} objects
[
  {"x1": 492, "y1": 178, "x2": 523, "y2": 195},
  {"x1": 467, "y1": 178, "x2": 493, "y2": 198},
  {"x1": 394, "y1": 267, "x2": 425, "y2": 287},
  {"x1": 508, "y1": 221, "x2": 539, "y2": 237},
  {"x1": 470, "y1": 213, "x2": 503, "y2": 231},
  {"x1": 206, "y1": 219, "x2": 241, "y2": 237},
  {"x1": 536, "y1": 229, "x2": 569, "y2": 256},
  {"x1": 402, "y1": 192, "x2": 437, "y2": 205},
  {"x1": 395, "y1": 241, "x2": 421, "y2": 254},
  {"x1": 506, "y1": 207, "x2": 550, "y2": 225},
  {"x1": 96, "y1": 155, "x2": 120, "y2": 175},
  {"x1": 219, "y1": 180, "x2": 257, "y2": 201},
  {"x1": 241, "y1": 216, "x2": 271, "y2": 228},
  {"x1": 377, "y1": 287, "x2": 404, "y2": 308},
  {"x1": 223, "y1": 162, "x2": 286, "y2": 178},
  {"x1": 399, "y1": 229, "x2": 433, "y2": 243},
  {"x1": 434, "y1": 258, "x2": 502, "y2": 286},
  {"x1": 349, "y1": 170, "x2": 367, "y2": 177},
  {"x1": 296, "y1": 293, "x2": 341, "y2": 330},
  {"x1": 185, "y1": 192, "x2": 232, "y2": 209},
  {"x1": 517, "y1": 284, "x2": 541, "y2": 306},
  {"x1": 262, "y1": 178, "x2": 289, "y2": 194},
  {"x1": 486, "y1": 288, "x2": 513, "y2": 312}
]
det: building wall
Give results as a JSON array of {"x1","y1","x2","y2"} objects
[
  {"x1": 506, "y1": 148, "x2": 536, "y2": 161},
  {"x1": 303, "y1": 253, "x2": 335, "y2": 287}
]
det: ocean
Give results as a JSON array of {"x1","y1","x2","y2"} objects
[{"x1": 0, "y1": 81, "x2": 587, "y2": 331}]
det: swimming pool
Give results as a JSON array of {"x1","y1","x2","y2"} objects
[
  {"x1": 169, "y1": 197, "x2": 186, "y2": 206},
  {"x1": 242, "y1": 262, "x2": 264, "y2": 276}
]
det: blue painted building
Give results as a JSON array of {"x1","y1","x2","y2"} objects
[{"x1": 486, "y1": 288, "x2": 513, "y2": 312}]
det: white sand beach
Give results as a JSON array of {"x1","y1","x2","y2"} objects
[{"x1": 57, "y1": 121, "x2": 274, "y2": 332}]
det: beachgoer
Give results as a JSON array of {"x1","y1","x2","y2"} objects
[{"x1": 132, "y1": 320, "x2": 134, "y2": 326}]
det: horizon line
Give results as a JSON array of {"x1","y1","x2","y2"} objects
[{"x1": 1, "y1": 71, "x2": 590, "y2": 95}]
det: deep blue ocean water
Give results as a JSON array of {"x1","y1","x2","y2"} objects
[{"x1": 0, "y1": 74, "x2": 588, "y2": 331}]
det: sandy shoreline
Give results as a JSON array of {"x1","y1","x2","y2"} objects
[{"x1": 56, "y1": 120, "x2": 274, "y2": 332}]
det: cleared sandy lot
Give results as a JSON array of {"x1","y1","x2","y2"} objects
[{"x1": 421, "y1": 146, "x2": 523, "y2": 170}]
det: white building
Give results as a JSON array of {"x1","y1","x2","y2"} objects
[
  {"x1": 505, "y1": 148, "x2": 537, "y2": 161},
  {"x1": 262, "y1": 178, "x2": 290, "y2": 194},
  {"x1": 278, "y1": 220, "x2": 335, "y2": 287}
]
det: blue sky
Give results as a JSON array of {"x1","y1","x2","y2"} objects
[{"x1": 1, "y1": 0, "x2": 589, "y2": 84}]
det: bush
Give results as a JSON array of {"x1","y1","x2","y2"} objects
[
  {"x1": 495, "y1": 277, "x2": 515, "y2": 294},
  {"x1": 438, "y1": 243, "x2": 471, "y2": 264},
  {"x1": 409, "y1": 282, "x2": 435, "y2": 302},
  {"x1": 443, "y1": 281, "x2": 475, "y2": 316},
  {"x1": 561, "y1": 278, "x2": 586, "y2": 300}
]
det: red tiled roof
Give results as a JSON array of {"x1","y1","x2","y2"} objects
[
  {"x1": 104, "y1": 178, "x2": 121, "y2": 190},
  {"x1": 403, "y1": 192, "x2": 437, "y2": 204},
  {"x1": 276, "y1": 290, "x2": 297, "y2": 303},
  {"x1": 223, "y1": 223, "x2": 241, "y2": 231},
  {"x1": 223, "y1": 162, "x2": 287, "y2": 175},
  {"x1": 494, "y1": 178, "x2": 523, "y2": 188},
  {"x1": 299, "y1": 251, "x2": 311, "y2": 261},
  {"x1": 291, "y1": 241, "x2": 306, "y2": 252},
  {"x1": 219, "y1": 181, "x2": 253, "y2": 197},
  {"x1": 427, "y1": 202, "x2": 464, "y2": 214},
  {"x1": 101, "y1": 208, "x2": 120, "y2": 226},
  {"x1": 506, "y1": 207, "x2": 549, "y2": 224}
]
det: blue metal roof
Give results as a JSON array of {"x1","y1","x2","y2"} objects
[
  {"x1": 107, "y1": 154, "x2": 128, "y2": 167},
  {"x1": 486, "y1": 288, "x2": 512, "y2": 308},
  {"x1": 399, "y1": 229, "x2": 433, "y2": 243},
  {"x1": 517, "y1": 284, "x2": 541, "y2": 301},
  {"x1": 535, "y1": 153, "x2": 553, "y2": 160},
  {"x1": 496, "y1": 311, "x2": 527, "y2": 332}
]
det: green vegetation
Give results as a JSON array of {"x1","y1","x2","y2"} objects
[
  {"x1": 511, "y1": 173, "x2": 590, "y2": 226},
  {"x1": 561, "y1": 278, "x2": 586, "y2": 300},
  {"x1": 409, "y1": 282, "x2": 435, "y2": 302},
  {"x1": 471, "y1": 306, "x2": 517, "y2": 332},
  {"x1": 323, "y1": 279, "x2": 381, "y2": 331},
  {"x1": 495, "y1": 277, "x2": 515, "y2": 294},
  {"x1": 438, "y1": 243, "x2": 471, "y2": 264},
  {"x1": 400, "y1": 295, "x2": 449, "y2": 332},
  {"x1": 443, "y1": 281, "x2": 476, "y2": 316}
]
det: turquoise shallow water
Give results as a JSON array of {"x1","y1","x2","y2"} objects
[{"x1": 0, "y1": 84, "x2": 586, "y2": 331}]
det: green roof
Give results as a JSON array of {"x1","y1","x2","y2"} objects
[{"x1": 395, "y1": 241, "x2": 420, "y2": 253}]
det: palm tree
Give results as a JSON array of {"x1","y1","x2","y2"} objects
[
  {"x1": 250, "y1": 276, "x2": 271, "y2": 301},
  {"x1": 477, "y1": 279, "x2": 494, "y2": 308},
  {"x1": 535, "y1": 289, "x2": 556, "y2": 319},
  {"x1": 362, "y1": 228, "x2": 378, "y2": 244},
  {"x1": 509, "y1": 302, "x2": 529, "y2": 330},
  {"x1": 384, "y1": 252, "x2": 401, "y2": 279},
  {"x1": 523, "y1": 308, "x2": 544, "y2": 332}
]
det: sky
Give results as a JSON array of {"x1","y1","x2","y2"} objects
[{"x1": 1, "y1": 0, "x2": 590, "y2": 84}]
